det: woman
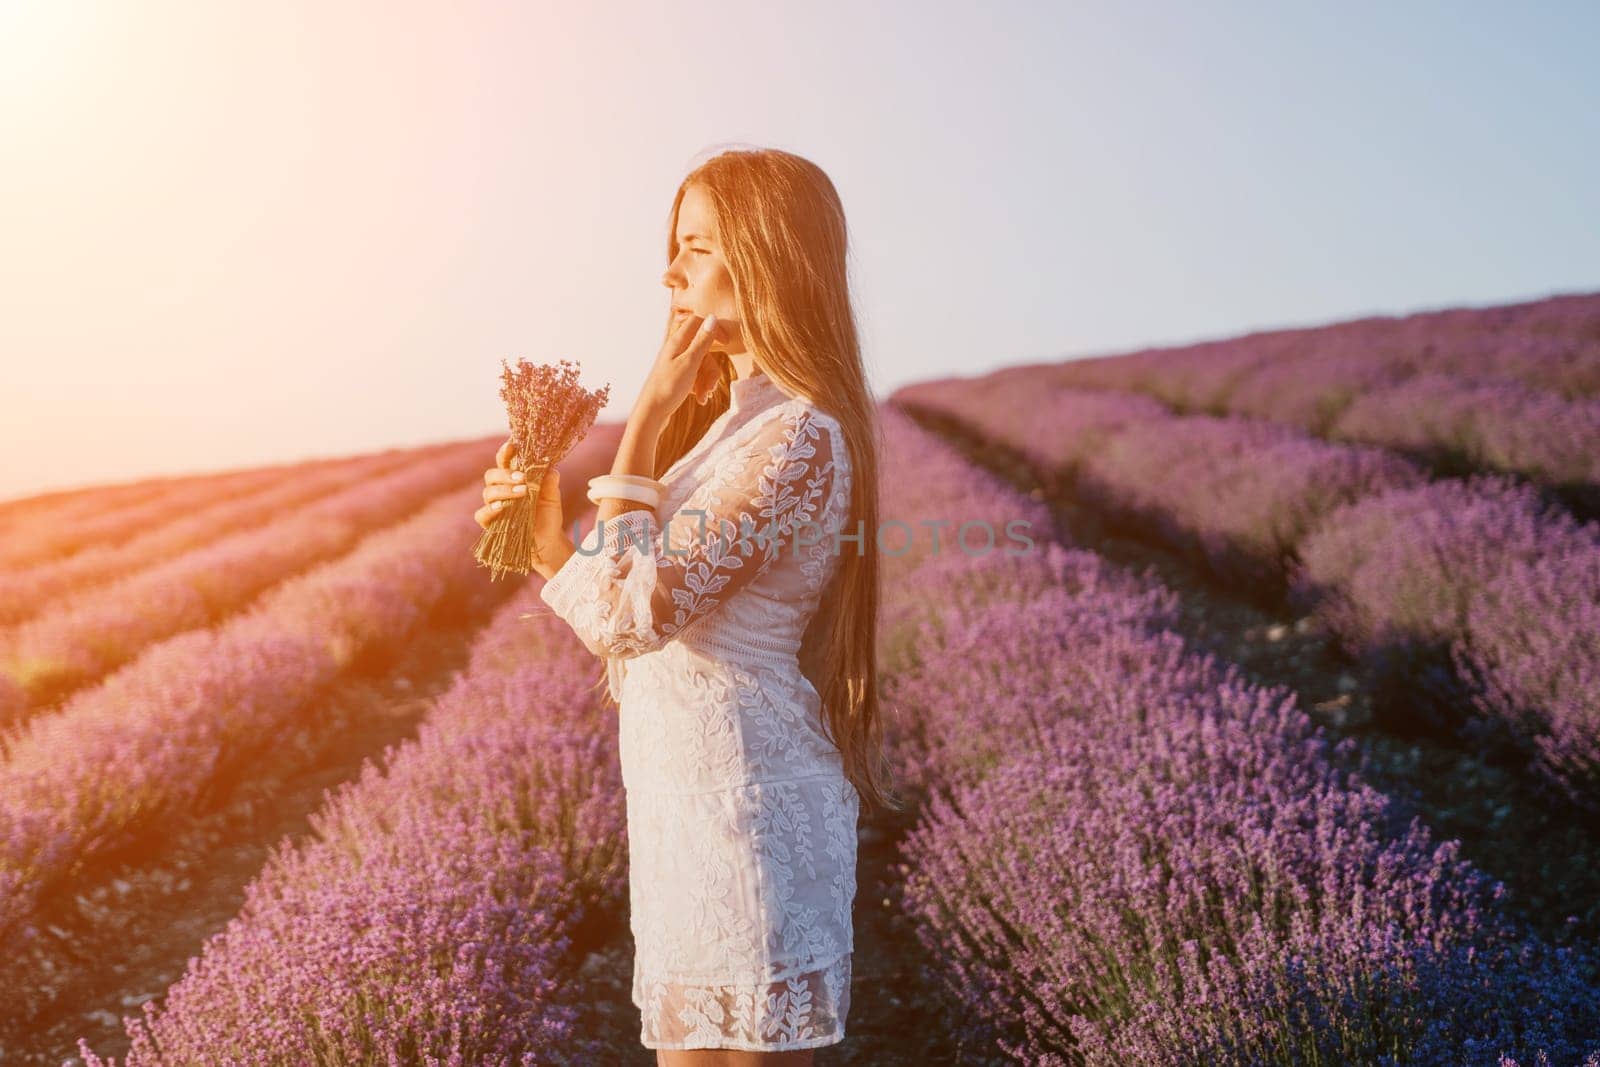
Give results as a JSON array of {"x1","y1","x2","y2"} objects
[{"x1": 476, "y1": 147, "x2": 900, "y2": 1065}]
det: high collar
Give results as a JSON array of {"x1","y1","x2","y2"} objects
[{"x1": 727, "y1": 368, "x2": 788, "y2": 415}]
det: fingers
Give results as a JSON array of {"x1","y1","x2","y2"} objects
[
  {"x1": 480, "y1": 474, "x2": 530, "y2": 506},
  {"x1": 659, "y1": 313, "x2": 701, "y2": 360},
  {"x1": 474, "y1": 491, "x2": 523, "y2": 528},
  {"x1": 483, "y1": 466, "x2": 524, "y2": 487},
  {"x1": 495, "y1": 437, "x2": 518, "y2": 469},
  {"x1": 671, "y1": 314, "x2": 703, "y2": 344},
  {"x1": 475, "y1": 456, "x2": 538, "y2": 528},
  {"x1": 672, "y1": 316, "x2": 720, "y2": 405},
  {"x1": 474, "y1": 501, "x2": 510, "y2": 529},
  {"x1": 672, "y1": 314, "x2": 719, "y2": 362}
]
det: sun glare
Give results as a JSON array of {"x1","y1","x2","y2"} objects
[{"x1": 0, "y1": 0, "x2": 90, "y2": 96}]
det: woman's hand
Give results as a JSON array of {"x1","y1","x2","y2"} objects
[
  {"x1": 476, "y1": 438, "x2": 574, "y2": 578},
  {"x1": 636, "y1": 313, "x2": 724, "y2": 418}
]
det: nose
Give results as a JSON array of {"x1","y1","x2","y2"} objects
[{"x1": 662, "y1": 252, "x2": 692, "y2": 289}]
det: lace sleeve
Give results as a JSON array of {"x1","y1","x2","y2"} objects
[{"x1": 539, "y1": 403, "x2": 841, "y2": 661}]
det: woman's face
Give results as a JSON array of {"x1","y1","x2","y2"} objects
[{"x1": 661, "y1": 183, "x2": 741, "y2": 353}]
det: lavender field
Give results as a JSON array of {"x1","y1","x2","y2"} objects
[{"x1": 3, "y1": 290, "x2": 1599, "y2": 1065}]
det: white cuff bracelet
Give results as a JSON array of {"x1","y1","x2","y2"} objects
[{"x1": 586, "y1": 478, "x2": 661, "y2": 509}]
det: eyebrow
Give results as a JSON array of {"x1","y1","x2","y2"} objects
[{"x1": 677, "y1": 232, "x2": 712, "y2": 243}]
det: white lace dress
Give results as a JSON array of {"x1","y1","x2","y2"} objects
[{"x1": 538, "y1": 369, "x2": 860, "y2": 1052}]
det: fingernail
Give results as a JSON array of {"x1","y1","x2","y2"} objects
[
  {"x1": 513, "y1": 484, "x2": 526, "y2": 494},
  {"x1": 703, "y1": 314, "x2": 717, "y2": 330},
  {"x1": 512, "y1": 470, "x2": 525, "y2": 482}
]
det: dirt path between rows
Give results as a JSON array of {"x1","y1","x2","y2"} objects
[
  {"x1": 899, "y1": 400, "x2": 1600, "y2": 949},
  {"x1": 564, "y1": 399, "x2": 1600, "y2": 1065},
  {"x1": 565, "y1": 798, "x2": 1010, "y2": 1066},
  {"x1": 26, "y1": 402, "x2": 1599, "y2": 1065},
  {"x1": 8, "y1": 579, "x2": 518, "y2": 1067}
]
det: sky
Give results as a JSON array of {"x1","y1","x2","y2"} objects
[{"x1": 2, "y1": 0, "x2": 1597, "y2": 501}]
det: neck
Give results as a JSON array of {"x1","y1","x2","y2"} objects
[{"x1": 729, "y1": 353, "x2": 760, "y2": 380}]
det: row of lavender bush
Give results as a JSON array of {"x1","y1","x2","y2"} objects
[
  {"x1": 0, "y1": 480, "x2": 500, "y2": 944},
  {"x1": 0, "y1": 447, "x2": 389, "y2": 569},
  {"x1": 896, "y1": 379, "x2": 1425, "y2": 593},
  {"x1": 1296, "y1": 474, "x2": 1600, "y2": 805},
  {"x1": 873, "y1": 407, "x2": 1600, "y2": 1065},
  {"x1": 57, "y1": 437, "x2": 613, "y2": 1062},
  {"x1": 66, "y1": 413, "x2": 1047, "y2": 1063},
  {"x1": 1048, "y1": 291, "x2": 1599, "y2": 405},
  {"x1": 0, "y1": 456, "x2": 308, "y2": 571},
  {"x1": 1016, "y1": 292, "x2": 1600, "y2": 505},
  {"x1": 0, "y1": 441, "x2": 447, "y2": 627},
  {"x1": 76, "y1": 565, "x2": 628, "y2": 1065},
  {"x1": 0, "y1": 475, "x2": 211, "y2": 546},
  {"x1": 895, "y1": 379, "x2": 1600, "y2": 810},
  {"x1": 0, "y1": 437, "x2": 498, "y2": 719}
]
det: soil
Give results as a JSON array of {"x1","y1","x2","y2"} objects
[
  {"x1": 540, "y1": 399, "x2": 1600, "y2": 1064},
  {"x1": 897, "y1": 400, "x2": 1600, "y2": 949},
  {"x1": 5, "y1": 580, "x2": 518, "y2": 1067},
  {"x1": 17, "y1": 402, "x2": 1599, "y2": 1066},
  {"x1": 565, "y1": 801, "x2": 1010, "y2": 1066}
]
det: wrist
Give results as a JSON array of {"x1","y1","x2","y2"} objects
[
  {"x1": 533, "y1": 535, "x2": 576, "y2": 581},
  {"x1": 596, "y1": 498, "x2": 655, "y2": 525},
  {"x1": 628, "y1": 395, "x2": 672, "y2": 433}
]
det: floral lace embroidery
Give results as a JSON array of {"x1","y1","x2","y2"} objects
[
  {"x1": 539, "y1": 396, "x2": 859, "y2": 1053},
  {"x1": 545, "y1": 402, "x2": 837, "y2": 660},
  {"x1": 636, "y1": 954, "x2": 852, "y2": 1051}
]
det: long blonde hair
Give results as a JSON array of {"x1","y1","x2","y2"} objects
[{"x1": 627, "y1": 146, "x2": 900, "y2": 816}]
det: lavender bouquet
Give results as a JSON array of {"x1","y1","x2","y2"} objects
[{"x1": 473, "y1": 357, "x2": 610, "y2": 581}]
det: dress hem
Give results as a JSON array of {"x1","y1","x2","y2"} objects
[
  {"x1": 630, "y1": 944, "x2": 857, "y2": 997},
  {"x1": 632, "y1": 951, "x2": 854, "y2": 1052},
  {"x1": 640, "y1": 1030, "x2": 846, "y2": 1053}
]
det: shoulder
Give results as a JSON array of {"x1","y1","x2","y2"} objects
[
  {"x1": 734, "y1": 398, "x2": 845, "y2": 462},
  {"x1": 775, "y1": 402, "x2": 849, "y2": 488},
  {"x1": 735, "y1": 400, "x2": 842, "y2": 470},
  {"x1": 762, "y1": 400, "x2": 845, "y2": 462},
  {"x1": 772, "y1": 397, "x2": 843, "y2": 438}
]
